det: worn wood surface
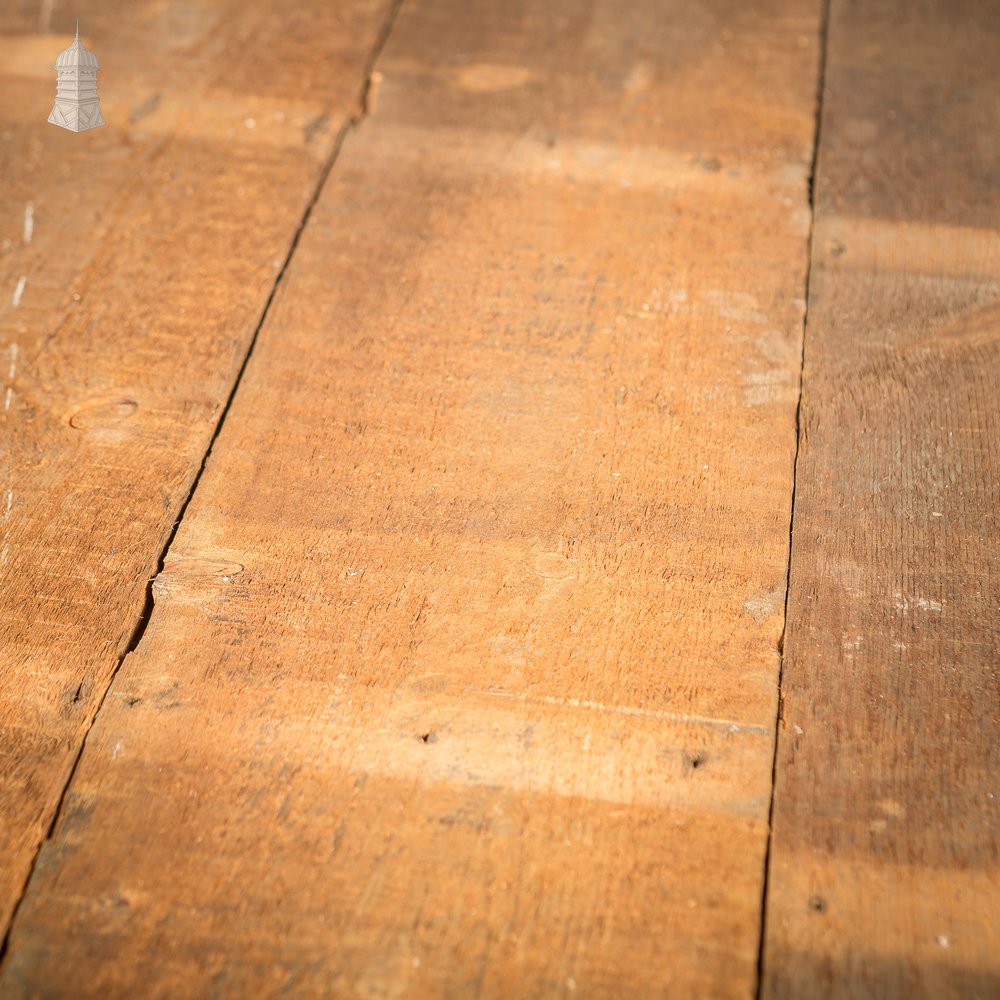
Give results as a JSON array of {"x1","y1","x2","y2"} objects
[
  {"x1": 0, "y1": 0, "x2": 392, "y2": 941},
  {"x1": 0, "y1": 0, "x2": 821, "y2": 994},
  {"x1": 762, "y1": 0, "x2": 1000, "y2": 996}
]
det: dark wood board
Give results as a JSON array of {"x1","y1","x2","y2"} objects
[{"x1": 762, "y1": 0, "x2": 1000, "y2": 995}]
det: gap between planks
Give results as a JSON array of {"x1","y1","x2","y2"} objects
[
  {"x1": 755, "y1": 0, "x2": 833, "y2": 995},
  {"x1": 0, "y1": 0, "x2": 407, "y2": 965}
]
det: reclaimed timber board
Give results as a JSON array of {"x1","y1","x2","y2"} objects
[
  {"x1": 0, "y1": 0, "x2": 394, "y2": 941},
  {"x1": 0, "y1": 0, "x2": 822, "y2": 995},
  {"x1": 762, "y1": 0, "x2": 1000, "y2": 996}
]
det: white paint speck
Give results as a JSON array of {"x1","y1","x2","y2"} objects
[
  {"x1": 931, "y1": 511, "x2": 943, "y2": 517},
  {"x1": 895, "y1": 592, "x2": 943, "y2": 613},
  {"x1": 112, "y1": 740, "x2": 123, "y2": 759},
  {"x1": 793, "y1": 724, "x2": 804, "y2": 735},
  {"x1": 566, "y1": 978, "x2": 577, "y2": 992},
  {"x1": 937, "y1": 935, "x2": 950, "y2": 949},
  {"x1": 23, "y1": 203, "x2": 34, "y2": 244},
  {"x1": 3, "y1": 491, "x2": 11, "y2": 520},
  {"x1": 11, "y1": 277, "x2": 26, "y2": 308},
  {"x1": 4, "y1": 343, "x2": 17, "y2": 410},
  {"x1": 244, "y1": 117, "x2": 256, "y2": 128}
]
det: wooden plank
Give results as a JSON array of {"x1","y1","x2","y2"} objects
[
  {"x1": 762, "y1": 0, "x2": 1000, "y2": 996},
  {"x1": 0, "y1": 0, "x2": 822, "y2": 994},
  {"x1": 0, "y1": 0, "x2": 394, "y2": 939}
]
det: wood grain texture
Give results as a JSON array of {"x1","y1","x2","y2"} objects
[
  {"x1": 0, "y1": 0, "x2": 393, "y2": 939},
  {"x1": 0, "y1": 1, "x2": 823, "y2": 994},
  {"x1": 762, "y1": 0, "x2": 1000, "y2": 996}
]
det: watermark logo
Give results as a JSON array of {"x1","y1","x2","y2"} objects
[{"x1": 49, "y1": 20, "x2": 105, "y2": 132}]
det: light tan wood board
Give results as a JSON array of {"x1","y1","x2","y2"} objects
[
  {"x1": 762, "y1": 0, "x2": 1000, "y2": 996},
  {"x1": 0, "y1": 0, "x2": 394, "y2": 938},
  {"x1": 2, "y1": 0, "x2": 822, "y2": 994}
]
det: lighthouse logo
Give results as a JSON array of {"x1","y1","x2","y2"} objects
[{"x1": 49, "y1": 21, "x2": 105, "y2": 133}]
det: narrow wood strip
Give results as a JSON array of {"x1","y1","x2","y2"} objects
[
  {"x1": 0, "y1": 0, "x2": 393, "y2": 937},
  {"x1": 763, "y1": 0, "x2": 1000, "y2": 995}
]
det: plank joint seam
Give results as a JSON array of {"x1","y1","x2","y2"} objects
[{"x1": 754, "y1": 0, "x2": 833, "y2": 994}]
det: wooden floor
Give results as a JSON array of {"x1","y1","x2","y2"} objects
[{"x1": 0, "y1": 0, "x2": 997, "y2": 996}]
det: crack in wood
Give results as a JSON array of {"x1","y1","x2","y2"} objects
[{"x1": 754, "y1": 0, "x2": 833, "y2": 995}]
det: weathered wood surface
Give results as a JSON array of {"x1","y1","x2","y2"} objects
[
  {"x1": 0, "y1": 0, "x2": 822, "y2": 994},
  {"x1": 0, "y1": 0, "x2": 393, "y2": 940},
  {"x1": 762, "y1": 0, "x2": 1000, "y2": 996}
]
